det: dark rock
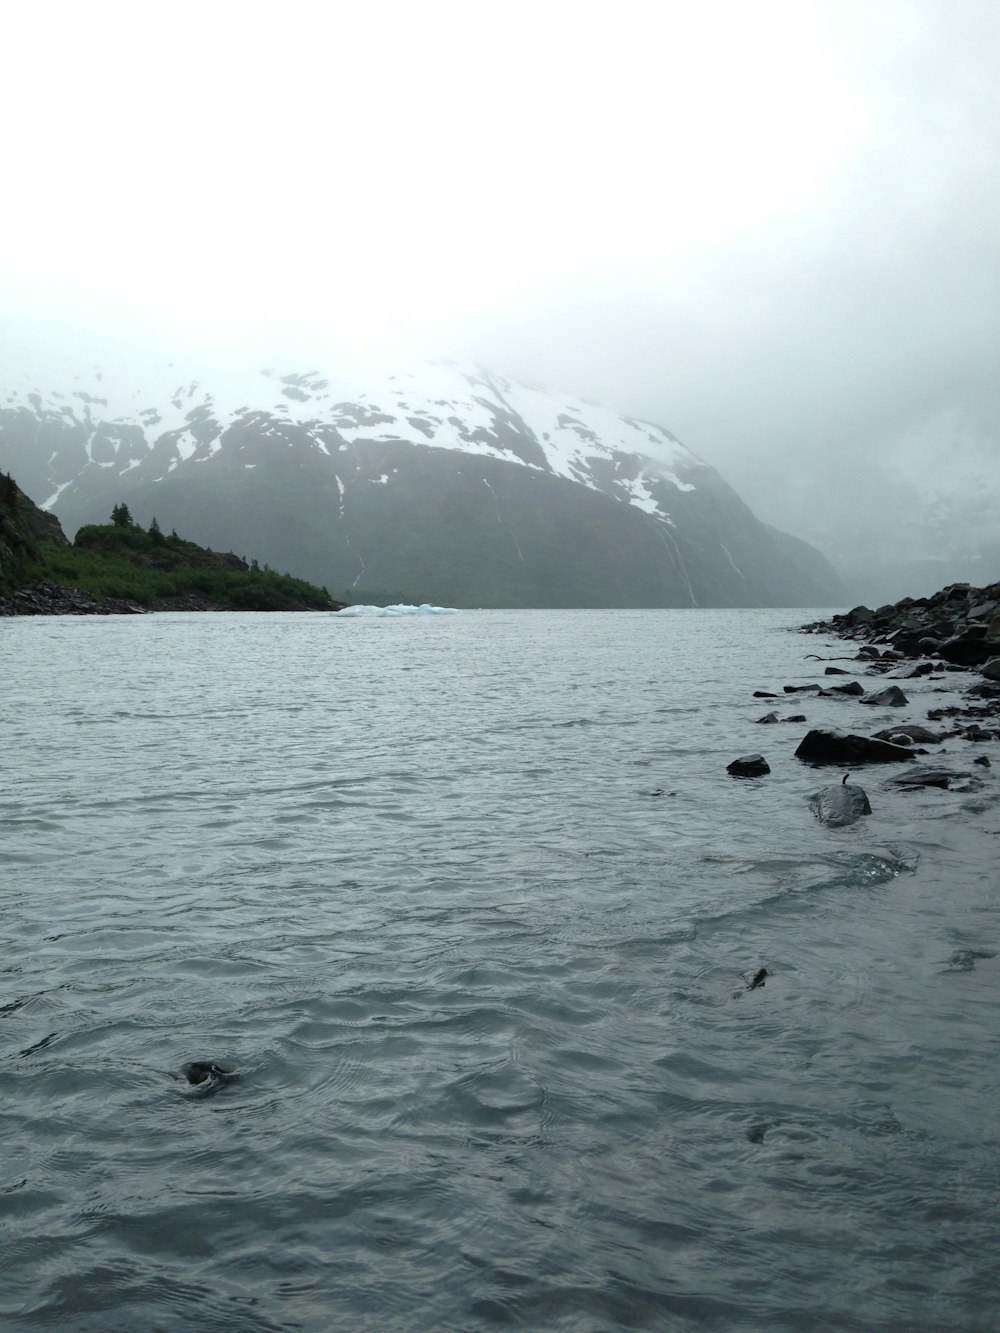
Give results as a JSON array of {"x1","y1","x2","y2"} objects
[
  {"x1": 753, "y1": 690, "x2": 779, "y2": 699},
  {"x1": 872, "y1": 724, "x2": 945, "y2": 744},
  {"x1": 860, "y1": 685, "x2": 909, "y2": 707},
  {"x1": 827, "y1": 681, "x2": 866, "y2": 696},
  {"x1": 939, "y1": 636, "x2": 993, "y2": 667},
  {"x1": 747, "y1": 967, "x2": 769, "y2": 990},
  {"x1": 824, "y1": 666, "x2": 850, "y2": 674},
  {"x1": 856, "y1": 646, "x2": 882, "y2": 660},
  {"x1": 888, "y1": 766, "x2": 971, "y2": 790},
  {"x1": 900, "y1": 662, "x2": 936, "y2": 677},
  {"x1": 981, "y1": 658, "x2": 1000, "y2": 681},
  {"x1": 786, "y1": 714, "x2": 807, "y2": 723},
  {"x1": 727, "y1": 754, "x2": 770, "y2": 778},
  {"x1": 783, "y1": 683, "x2": 822, "y2": 693},
  {"x1": 974, "y1": 755, "x2": 991, "y2": 767},
  {"x1": 809, "y1": 783, "x2": 872, "y2": 827},
  {"x1": 794, "y1": 730, "x2": 915, "y2": 765},
  {"x1": 756, "y1": 712, "x2": 780, "y2": 724},
  {"x1": 963, "y1": 725, "x2": 993, "y2": 742}
]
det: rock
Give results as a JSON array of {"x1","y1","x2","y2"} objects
[
  {"x1": 939, "y1": 635, "x2": 993, "y2": 667},
  {"x1": 727, "y1": 754, "x2": 770, "y2": 778},
  {"x1": 981, "y1": 657, "x2": 1000, "y2": 681},
  {"x1": 856, "y1": 645, "x2": 883, "y2": 660},
  {"x1": 786, "y1": 714, "x2": 807, "y2": 723},
  {"x1": 753, "y1": 690, "x2": 779, "y2": 699},
  {"x1": 860, "y1": 685, "x2": 909, "y2": 707},
  {"x1": 794, "y1": 730, "x2": 915, "y2": 765},
  {"x1": 756, "y1": 712, "x2": 780, "y2": 724},
  {"x1": 783, "y1": 683, "x2": 822, "y2": 693},
  {"x1": 826, "y1": 681, "x2": 865, "y2": 696},
  {"x1": 963, "y1": 725, "x2": 993, "y2": 742},
  {"x1": 974, "y1": 755, "x2": 991, "y2": 767},
  {"x1": 872, "y1": 724, "x2": 944, "y2": 744},
  {"x1": 747, "y1": 967, "x2": 769, "y2": 990},
  {"x1": 809, "y1": 783, "x2": 873, "y2": 827},
  {"x1": 888, "y1": 766, "x2": 971, "y2": 790},
  {"x1": 824, "y1": 666, "x2": 850, "y2": 675},
  {"x1": 900, "y1": 662, "x2": 936, "y2": 677}
]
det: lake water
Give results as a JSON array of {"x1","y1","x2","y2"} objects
[{"x1": 2, "y1": 608, "x2": 998, "y2": 1331}]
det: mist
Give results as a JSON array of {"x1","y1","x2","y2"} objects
[{"x1": 3, "y1": 0, "x2": 997, "y2": 603}]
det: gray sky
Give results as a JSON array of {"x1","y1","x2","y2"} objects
[{"x1": 3, "y1": 0, "x2": 998, "y2": 589}]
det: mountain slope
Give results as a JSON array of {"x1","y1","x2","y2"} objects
[{"x1": 0, "y1": 361, "x2": 844, "y2": 607}]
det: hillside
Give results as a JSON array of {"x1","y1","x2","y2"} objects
[{"x1": 0, "y1": 477, "x2": 337, "y2": 614}]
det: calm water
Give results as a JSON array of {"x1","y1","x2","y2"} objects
[{"x1": 2, "y1": 609, "x2": 998, "y2": 1331}]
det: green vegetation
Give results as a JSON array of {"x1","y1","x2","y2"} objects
[{"x1": 0, "y1": 478, "x2": 335, "y2": 611}]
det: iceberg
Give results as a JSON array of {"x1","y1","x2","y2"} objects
[{"x1": 336, "y1": 603, "x2": 459, "y2": 618}]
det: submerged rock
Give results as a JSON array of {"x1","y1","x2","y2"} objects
[
  {"x1": 888, "y1": 766, "x2": 971, "y2": 790},
  {"x1": 809, "y1": 783, "x2": 872, "y2": 827},
  {"x1": 727, "y1": 754, "x2": 770, "y2": 777},
  {"x1": 795, "y1": 730, "x2": 915, "y2": 765}
]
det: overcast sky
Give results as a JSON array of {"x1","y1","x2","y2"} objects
[{"x1": 3, "y1": 0, "x2": 998, "y2": 588}]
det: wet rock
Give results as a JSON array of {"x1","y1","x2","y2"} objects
[
  {"x1": 747, "y1": 967, "x2": 769, "y2": 990},
  {"x1": 888, "y1": 766, "x2": 971, "y2": 790},
  {"x1": 872, "y1": 724, "x2": 945, "y2": 744},
  {"x1": 939, "y1": 635, "x2": 993, "y2": 667},
  {"x1": 809, "y1": 783, "x2": 872, "y2": 827},
  {"x1": 973, "y1": 755, "x2": 991, "y2": 767},
  {"x1": 794, "y1": 730, "x2": 915, "y2": 765},
  {"x1": 826, "y1": 681, "x2": 865, "y2": 696},
  {"x1": 753, "y1": 690, "x2": 779, "y2": 699},
  {"x1": 824, "y1": 666, "x2": 850, "y2": 675},
  {"x1": 727, "y1": 754, "x2": 770, "y2": 778},
  {"x1": 783, "y1": 683, "x2": 822, "y2": 694},
  {"x1": 860, "y1": 685, "x2": 909, "y2": 707},
  {"x1": 947, "y1": 948, "x2": 996, "y2": 971},
  {"x1": 756, "y1": 712, "x2": 780, "y2": 724},
  {"x1": 981, "y1": 657, "x2": 1000, "y2": 681}
]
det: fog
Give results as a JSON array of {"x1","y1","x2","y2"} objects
[{"x1": 3, "y1": 0, "x2": 997, "y2": 602}]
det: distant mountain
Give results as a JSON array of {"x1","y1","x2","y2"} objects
[{"x1": 0, "y1": 360, "x2": 844, "y2": 607}]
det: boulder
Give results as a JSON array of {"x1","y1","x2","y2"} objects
[
  {"x1": 783, "y1": 683, "x2": 822, "y2": 694},
  {"x1": 756, "y1": 712, "x2": 780, "y2": 724},
  {"x1": 809, "y1": 783, "x2": 873, "y2": 827},
  {"x1": 981, "y1": 657, "x2": 1000, "y2": 682},
  {"x1": 860, "y1": 685, "x2": 909, "y2": 707},
  {"x1": 824, "y1": 666, "x2": 850, "y2": 675},
  {"x1": 727, "y1": 754, "x2": 770, "y2": 778},
  {"x1": 794, "y1": 730, "x2": 915, "y2": 765},
  {"x1": 939, "y1": 635, "x2": 993, "y2": 667}
]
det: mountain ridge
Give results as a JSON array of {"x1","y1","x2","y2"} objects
[{"x1": 1, "y1": 360, "x2": 844, "y2": 608}]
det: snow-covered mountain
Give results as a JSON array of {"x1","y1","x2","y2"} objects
[{"x1": 0, "y1": 359, "x2": 843, "y2": 607}]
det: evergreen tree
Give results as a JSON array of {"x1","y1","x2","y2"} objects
[
  {"x1": 149, "y1": 516, "x2": 165, "y2": 545},
  {"x1": 110, "y1": 502, "x2": 133, "y2": 527}
]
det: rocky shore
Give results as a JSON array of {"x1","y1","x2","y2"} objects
[
  {"x1": 725, "y1": 580, "x2": 1000, "y2": 826},
  {"x1": 0, "y1": 581, "x2": 147, "y2": 617}
]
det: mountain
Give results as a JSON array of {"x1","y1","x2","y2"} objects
[{"x1": 0, "y1": 360, "x2": 844, "y2": 608}]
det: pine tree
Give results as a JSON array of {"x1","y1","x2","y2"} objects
[
  {"x1": 110, "y1": 502, "x2": 133, "y2": 527},
  {"x1": 149, "y1": 516, "x2": 165, "y2": 545}
]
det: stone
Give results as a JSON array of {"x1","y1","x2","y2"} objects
[
  {"x1": 756, "y1": 712, "x2": 780, "y2": 724},
  {"x1": 981, "y1": 657, "x2": 1000, "y2": 681},
  {"x1": 794, "y1": 730, "x2": 915, "y2": 765},
  {"x1": 727, "y1": 754, "x2": 770, "y2": 778},
  {"x1": 888, "y1": 766, "x2": 970, "y2": 790},
  {"x1": 827, "y1": 681, "x2": 865, "y2": 696},
  {"x1": 809, "y1": 783, "x2": 873, "y2": 827},
  {"x1": 860, "y1": 685, "x2": 908, "y2": 707},
  {"x1": 872, "y1": 724, "x2": 944, "y2": 744}
]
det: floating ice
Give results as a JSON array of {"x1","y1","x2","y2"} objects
[{"x1": 336, "y1": 603, "x2": 459, "y2": 617}]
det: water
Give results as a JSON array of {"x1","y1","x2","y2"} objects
[{"x1": 2, "y1": 609, "x2": 998, "y2": 1331}]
